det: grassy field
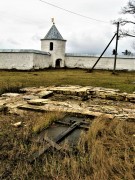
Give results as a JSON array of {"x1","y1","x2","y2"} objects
[
  {"x1": 0, "y1": 69, "x2": 135, "y2": 93},
  {"x1": 0, "y1": 69, "x2": 135, "y2": 179}
]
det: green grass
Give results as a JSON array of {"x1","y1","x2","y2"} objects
[{"x1": 0, "y1": 69, "x2": 135, "y2": 93}]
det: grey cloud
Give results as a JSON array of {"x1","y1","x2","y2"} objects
[
  {"x1": 0, "y1": 38, "x2": 20, "y2": 49},
  {"x1": 66, "y1": 27, "x2": 115, "y2": 54},
  {"x1": 7, "y1": 38, "x2": 20, "y2": 46},
  {"x1": 32, "y1": 34, "x2": 41, "y2": 42},
  {"x1": 67, "y1": 38, "x2": 110, "y2": 55}
]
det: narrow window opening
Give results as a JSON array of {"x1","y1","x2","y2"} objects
[{"x1": 50, "y1": 42, "x2": 53, "y2": 51}]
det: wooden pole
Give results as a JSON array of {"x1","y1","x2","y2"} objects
[
  {"x1": 90, "y1": 33, "x2": 116, "y2": 72},
  {"x1": 113, "y1": 22, "x2": 120, "y2": 74}
]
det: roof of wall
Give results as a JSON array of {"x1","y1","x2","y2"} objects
[{"x1": 0, "y1": 49, "x2": 51, "y2": 55}]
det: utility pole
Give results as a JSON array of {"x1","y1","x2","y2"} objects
[
  {"x1": 113, "y1": 22, "x2": 120, "y2": 74},
  {"x1": 88, "y1": 22, "x2": 120, "y2": 73},
  {"x1": 90, "y1": 33, "x2": 116, "y2": 72}
]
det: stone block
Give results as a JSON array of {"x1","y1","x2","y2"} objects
[
  {"x1": 105, "y1": 93, "x2": 117, "y2": 100},
  {"x1": 2, "y1": 93, "x2": 20, "y2": 97},
  {"x1": 37, "y1": 90, "x2": 53, "y2": 98},
  {"x1": 28, "y1": 99, "x2": 50, "y2": 106},
  {"x1": 126, "y1": 94, "x2": 135, "y2": 102},
  {"x1": 12, "y1": 122, "x2": 22, "y2": 127},
  {"x1": 23, "y1": 95, "x2": 39, "y2": 100}
]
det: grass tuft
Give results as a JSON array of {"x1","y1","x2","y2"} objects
[
  {"x1": 32, "y1": 111, "x2": 65, "y2": 134},
  {"x1": 0, "y1": 82, "x2": 24, "y2": 95}
]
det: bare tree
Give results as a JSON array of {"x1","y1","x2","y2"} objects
[
  {"x1": 122, "y1": 0, "x2": 135, "y2": 14},
  {"x1": 113, "y1": 0, "x2": 135, "y2": 38}
]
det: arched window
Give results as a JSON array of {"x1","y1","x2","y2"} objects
[{"x1": 50, "y1": 42, "x2": 53, "y2": 51}]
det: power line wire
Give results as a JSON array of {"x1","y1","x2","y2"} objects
[{"x1": 39, "y1": 0, "x2": 111, "y2": 24}]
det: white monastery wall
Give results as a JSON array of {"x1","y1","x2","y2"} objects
[
  {"x1": 65, "y1": 55, "x2": 135, "y2": 71},
  {"x1": 0, "y1": 52, "x2": 33, "y2": 70},
  {"x1": 0, "y1": 51, "x2": 134, "y2": 71},
  {"x1": 33, "y1": 54, "x2": 51, "y2": 69}
]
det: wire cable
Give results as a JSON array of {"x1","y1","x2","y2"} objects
[{"x1": 39, "y1": 0, "x2": 111, "y2": 24}]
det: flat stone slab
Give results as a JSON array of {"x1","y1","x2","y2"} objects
[
  {"x1": 18, "y1": 104, "x2": 105, "y2": 118},
  {"x1": 20, "y1": 100, "x2": 135, "y2": 120},
  {"x1": 0, "y1": 85, "x2": 135, "y2": 120},
  {"x1": 27, "y1": 99, "x2": 51, "y2": 106},
  {"x1": 126, "y1": 94, "x2": 135, "y2": 102},
  {"x1": 2, "y1": 93, "x2": 20, "y2": 97},
  {"x1": 20, "y1": 86, "x2": 47, "y2": 93},
  {"x1": 48, "y1": 86, "x2": 88, "y2": 96},
  {"x1": 28, "y1": 99, "x2": 75, "y2": 108},
  {"x1": 22, "y1": 95, "x2": 39, "y2": 100},
  {"x1": 20, "y1": 85, "x2": 134, "y2": 103},
  {"x1": 37, "y1": 91, "x2": 53, "y2": 98}
]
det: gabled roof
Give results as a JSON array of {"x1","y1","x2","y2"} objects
[{"x1": 43, "y1": 24, "x2": 66, "y2": 41}]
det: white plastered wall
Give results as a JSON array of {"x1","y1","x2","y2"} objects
[
  {"x1": 0, "y1": 53, "x2": 33, "y2": 70},
  {"x1": 33, "y1": 53, "x2": 51, "y2": 69},
  {"x1": 41, "y1": 40, "x2": 66, "y2": 67},
  {"x1": 65, "y1": 56, "x2": 135, "y2": 71}
]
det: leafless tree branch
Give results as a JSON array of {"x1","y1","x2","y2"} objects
[
  {"x1": 113, "y1": 1, "x2": 135, "y2": 39},
  {"x1": 113, "y1": 18, "x2": 135, "y2": 26},
  {"x1": 122, "y1": 0, "x2": 135, "y2": 14}
]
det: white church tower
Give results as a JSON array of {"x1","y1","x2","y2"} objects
[{"x1": 41, "y1": 21, "x2": 66, "y2": 68}]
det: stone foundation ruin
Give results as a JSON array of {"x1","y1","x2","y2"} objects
[{"x1": 0, "y1": 85, "x2": 135, "y2": 121}]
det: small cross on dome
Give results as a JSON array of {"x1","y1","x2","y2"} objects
[{"x1": 51, "y1": 18, "x2": 55, "y2": 25}]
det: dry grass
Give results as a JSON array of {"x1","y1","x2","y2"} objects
[
  {"x1": 0, "y1": 111, "x2": 65, "y2": 179},
  {"x1": 32, "y1": 111, "x2": 65, "y2": 133},
  {"x1": 0, "y1": 112, "x2": 134, "y2": 180},
  {"x1": 78, "y1": 116, "x2": 135, "y2": 180},
  {"x1": 42, "y1": 116, "x2": 135, "y2": 180}
]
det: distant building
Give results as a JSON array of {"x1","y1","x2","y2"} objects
[{"x1": 0, "y1": 23, "x2": 135, "y2": 70}]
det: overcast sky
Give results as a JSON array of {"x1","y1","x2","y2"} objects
[{"x1": 0, "y1": 0, "x2": 134, "y2": 55}]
